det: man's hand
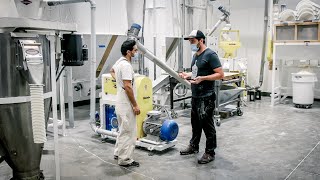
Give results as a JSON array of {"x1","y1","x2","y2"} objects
[
  {"x1": 190, "y1": 76, "x2": 204, "y2": 84},
  {"x1": 133, "y1": 105, "x2": 141, "y2": 115},
  {"x1": 179, "y1": 72, "x2": 190, "y2": 79}
]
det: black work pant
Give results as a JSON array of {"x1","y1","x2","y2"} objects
[{"x1": 189, "y1": 94, "x2": 217, "y2": 156}]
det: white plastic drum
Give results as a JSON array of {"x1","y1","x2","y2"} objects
[{"x1": 292, "y1": 71, "x2": 318, "y2": 107}]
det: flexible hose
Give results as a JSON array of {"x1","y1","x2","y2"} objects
[
  {"x1": 30, "y1": 84, "x2": 47, "y2": 143},
  {"x1": 173, "y1": 83, "x2": 188, "y2": 97}
]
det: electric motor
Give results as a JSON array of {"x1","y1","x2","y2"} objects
[{"x1": 143, "y1": 111, "x2": 179, "y2": 141}]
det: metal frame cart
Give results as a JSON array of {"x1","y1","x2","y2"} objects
[{"x1": 214, "y1": 72, "x2": 245, "y2": 126}]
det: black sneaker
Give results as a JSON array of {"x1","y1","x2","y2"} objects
[
  {"x1": 114, "y1": 155, "x2": 118, "y2": 160},
  {"x1": 119, "y1": 161, "x2": 140, "y2": 167},
  {"x1": 180, "y1": 145, "x2": 199, "y2": 155},
  {"x1": 198, "y1": 153, "x2": 215, "y2": 164}
]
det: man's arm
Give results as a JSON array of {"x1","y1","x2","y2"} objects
[
  {"x1": 179, "y1": 72, "x2": 192, "y2": 79},
  {"x1": 110, "y1": 68, "x2": 116, "y2": 79},
  {"x1": 190, "y1": 67, "x2": 224, "y2": 84},
  {"x1": 123, "y1": 80, "x2": 140, "y2": 115},
  {"x1": 201, "y1": 67, "x2": 224, "y2": 81}
]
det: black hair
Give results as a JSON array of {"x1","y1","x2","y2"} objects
[
  {"x1": 196, "y1": 38, "x2": 206, "y2": 44},
  {"x1": 121, "y1": 40, "x2": 136, "y2": 56}
]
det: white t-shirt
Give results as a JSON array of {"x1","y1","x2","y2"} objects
[{"x1": 112, "y1": 57, "x2": 135, "y2": 105}]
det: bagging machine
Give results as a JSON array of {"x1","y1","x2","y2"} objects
[
  {"x1": 0, "y1": 1, "x2": 87, "y2": 179},
  {"x1": 0, "y1": 31, "x2": 51, "y2": 180}
]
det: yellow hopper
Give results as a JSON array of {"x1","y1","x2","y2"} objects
[{"x1": 219, "y1": 30, "x2": 241, "y2": 58}]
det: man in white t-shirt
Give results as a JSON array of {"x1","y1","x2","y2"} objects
[{"x1": 110, "y1": 40, "x2": 140, "y2": 167}]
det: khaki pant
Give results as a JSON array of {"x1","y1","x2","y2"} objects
[{"x1": 114, "y1": 103, "x2": 137, "y2": 165}]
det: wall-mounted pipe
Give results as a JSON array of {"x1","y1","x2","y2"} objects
[
  {"x1": 259, "y1": 0, "x2": 269, "y2": 88},
  {"x1": 47, "y1": 0, "x2": 97, "y2": 123},
  {"x1": 246, "y1": 0, "x2": 269, "y2": 90},
  {"x1": 140, "y1": 0, "x2": 147, "y2": 74},
  {"x1": 179, "y1": 0, "x2": 186, "y2": 71}
]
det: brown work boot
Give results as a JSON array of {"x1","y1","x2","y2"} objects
[
  {"x1": 180, "y1": 145, "x2": 199, "y2": 155},
  {"x1": 198, "y1": 153, "x2": 215, "y2": 164}
]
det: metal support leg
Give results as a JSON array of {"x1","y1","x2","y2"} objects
[
  {"x1": 271, "y1": 44, "x2": 277, "y2": 106},
  {"x1": 214, "y1": 80, "x2": 221, "y2": 126},
  {"x1": 59, "y1": 69, "x2": 66, "y2": 136},
  {"x1": 170, "y1": 78, "x2": 174, "y2": 110},
  {"x1": 99, "y1": 100, "x2": 105, "y2": 134},
  {"x1": 66, "y1": 67, "x2": 75, "y2": 128},
  {"x1": 49, "y1": 35, "x2": 61, "y2": 180}
]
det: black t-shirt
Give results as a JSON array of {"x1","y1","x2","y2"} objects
[{"x1": 191, "y1": 48, "x2": 221, "y2": 98}]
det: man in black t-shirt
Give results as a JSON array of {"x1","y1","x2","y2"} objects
[{"x1": 179, "y1": 30, "x2": 224, "y2": 164}]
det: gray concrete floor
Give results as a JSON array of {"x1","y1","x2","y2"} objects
[{"x1": 1, "y1": 97, "x2": 320, "y2": 180}]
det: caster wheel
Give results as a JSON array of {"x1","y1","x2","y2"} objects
[
  {"x1": 215, "y1": 118, "x2": 221, "y2": 127},
  {"x1": 237, "y1": 109, "x2": 243, "y2": 116}
]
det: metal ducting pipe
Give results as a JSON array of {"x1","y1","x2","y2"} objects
[
  {"x1": 136, "y1": 41, "x2": 191, "y2": 88},
  {"x1": 207, "y1": 6, "x2": 230, "y2": 36},
  {"x1": 127, "y1": 24, "x2": 191, "y2": 88}
]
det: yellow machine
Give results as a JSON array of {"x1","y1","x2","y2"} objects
[
  {"x1": 99, "y1": 73, "x2": 179, "y2": 152},
  {"x1": 219, "y1": 30, "x2": 242, "y2": 58},
  {"x1": 101, "y1": 74, "x2": 153, "y2": 138}
]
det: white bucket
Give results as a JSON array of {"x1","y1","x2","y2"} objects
[{"x1": 292, "y1": 71, "x2": 318, "y2": 105}]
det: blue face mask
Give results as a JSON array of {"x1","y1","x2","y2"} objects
[
  {"x1": 190, "y1": 43, "x2": 199, "y2": 52},
  {"x1": 132, "y1": 52, "x2": 139, "y2": 61}
]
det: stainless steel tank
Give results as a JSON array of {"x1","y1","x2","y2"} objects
[{"x1": 0, "y1": 33, "x2": 51, "y2": 180}]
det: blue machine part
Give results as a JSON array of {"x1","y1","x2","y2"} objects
[
  {"x1": 105, "y1": 105, "x2": 118, "y2": 130},
  {"x1": 95, "y1": 111, "x2": 100, "y2": 121},
  {"x1": 131, "y1": 23, "x2": 142, "y2": 30},
  {"x1": 160, "y1": 120, "x2": 179, "y2": 141},
  {"x1": 110, "y1": 117, "x2": 118, "y2": 129}
]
